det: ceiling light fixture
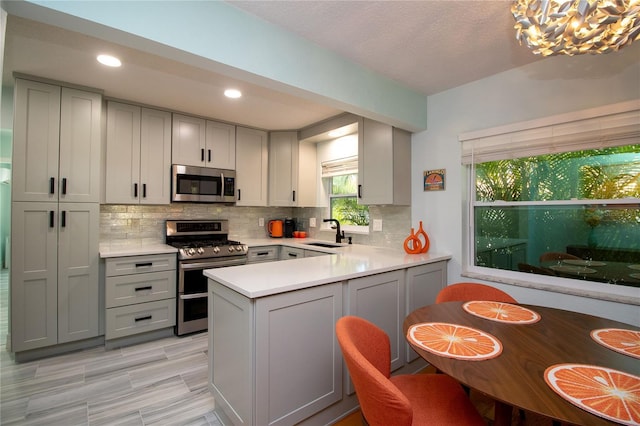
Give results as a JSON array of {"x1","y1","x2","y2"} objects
[
  {"x1": 224, "y1": 89, "x2": 242, "y2": 99},
  {"x1": 97, "y1": 54, "x2": 121, "y2": 67},
  {"x1": 512, "y1": 0, "x2": 640, "y2": 56}
]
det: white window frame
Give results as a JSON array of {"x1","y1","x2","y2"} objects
[
  {"x1": 322, "y1": 156, "x2": 369, "y2": 234},
  {"x1": 460, "y1": 100, "x2": 640, "y2": 304}
]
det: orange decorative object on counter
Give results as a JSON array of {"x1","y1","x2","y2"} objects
[
  {"x1": 404, "y1": 228, "x2": 423, "y2": 254},
  {"x1": 416, "y1": 221, "x2": 430, "y2": 253}
]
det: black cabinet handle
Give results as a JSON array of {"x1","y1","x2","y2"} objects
[
  {"x1": 358, "y1": 184, "x2": 362, "y2": 198},
  {"x1": 50, "y1": 177, "x2": 55, "y2": 194},
  {"x1": 201, "y1": 148, "x2": 205, "y2": 162},
  {"x1": 134, "y1": 183, "x2": 138, "y2": 198},
  {"x1": 292, "y1": 190, "x2": 296, "y2": 202},
  {"x1": 256, "y1": 251, "x2": 269, "y2": 256},
  {"x1": 288, "y1": 253, "x2": 298, "y2": 257},
  {"x1": 135, "y1": 262, "x2": 153, "y2": 268},
  {"x1": 208, "y1": 149, "x2": 211, "y2": 162},
  {"x1": 143, "y1": 184, "x2": 147, "y2": 198},
  {"x1": 135, "y1": 286, "x2": 153, "y2": 292},
  {"x1": 62, "y1": 178, "x2": 67, "y2": 195},
  {"x1": 134, "y1": 315, "x2": 152, "y2": 322},
  {"x1": 49, "y1": 211, "x2": 55, "y2": 228},
  {"x1": 237, "y1": 189, "x2": 241, "y2": 201},
  {"x1": 61, "y1": 210, "x2": 66, "y2": 228}
]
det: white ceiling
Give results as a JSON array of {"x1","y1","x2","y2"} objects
[{"x1": 2, "y1": 1, "x2": 543, "y2": 131}]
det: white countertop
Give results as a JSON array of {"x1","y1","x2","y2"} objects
[
  {"x1": 99, "y1": 240, "x2": 178, "y2": 258},
  {"x1": 205, "y1": 239, "x2": 451, "y2": 298}
]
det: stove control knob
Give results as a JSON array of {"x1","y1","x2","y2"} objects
[
  {"x1": 228, "y1": 246, "x2": 234, "y2": 252},
  {"x1": 197, "y1": 247, "x2": 205, "y2": 255},
  {"x1": 213, "y1": 246, "x2": 220, "y2": 254},
  {"x1": 235, "y1": 245, "x2": 243, "y2": 252},
  {"x1": 187, "y1": 248, "x2": 196, "y2": 256}
]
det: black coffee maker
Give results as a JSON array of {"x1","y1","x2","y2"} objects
[{"x1": 284, "y1": 218, "x2": 296, "y2": 238}]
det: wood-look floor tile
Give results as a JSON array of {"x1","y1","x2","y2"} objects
[
  {"x1": 139, "y1": 387, "x2": 217, "y2": 425},
  {"x1": 87, "y1": 376, "x2": 189, "y2": 425},
  {"x1": 180, "y1": 364, "x2": 209, "y2": 392},
  {"x1": 128, "y1": 352, "x2": 207, "y2": 388},
  {"x1": 84, "y1": 348, "x2": 167, "y2": 382},
  {"x1": 26, "y1": 374, "x2": 131, "y2": 415},
  {"x1": 163, "y1": 333, "x2": 208, "y2": 359},
  {"x1": 7, "y1": 402, "x2": 88, "y2": 426},
  {"x1": 2, "y1": 368, "x2": 85, "y2": 402},
  {"x1": 0, "y1": 394, "x2": 30, "y2": 424}
]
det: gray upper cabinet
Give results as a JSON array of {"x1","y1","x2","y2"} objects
[
  {"x1": 172, "y1": 113, "x2": 236, "y2": 169},
  {"x1": 12, "y1": 79, "x2": 101, "y2": 203},
  {"x1": 235, "y1": 126, "x2": 268, "y2": 206},
  {"x1": 105, "y1": 101, "x2": 172, "y2": 204},
  {"x1": 268, "y1": 131, "x2": 318, "y2": 207},
  {"x1": 358, "y1": 117, "x2": 411, "y2": 205}
]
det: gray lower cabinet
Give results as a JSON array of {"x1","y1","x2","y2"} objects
[
  {"x1": 11, "y1": 202, "x2": 100, "y2": 352},
  {"x1": 105, "y1": 254, "x2": 176, "y2": 340},
  {"x1": 279, "y1": 246, "x2": 304, "y2": 260},
  {"x1": 210, "y1": 281, "x2": 343, "y2": 426},
  {"x1": 209, "y1": 260, "x2": 447, "y2": 425},
  {"x1": 405, "y1": 262, "x2": 447, "y2": 362},
  {"x1": 247, "y1": 246, "x2": 279, "y2": 263}
]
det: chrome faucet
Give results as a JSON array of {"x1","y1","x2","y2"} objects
[{"x1": 323, "y1": 219, "x2": 345, "y2": 243}]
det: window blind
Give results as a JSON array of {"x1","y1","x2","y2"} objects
[
  {"x1": 459, "y1": 100, "x2": 640, "y2": 165},
  {"x1": 321, "y1": 156, "x2": 358, "y2": 177}
]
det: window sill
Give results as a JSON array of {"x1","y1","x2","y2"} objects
[{"x1": 462, "y1": 267, "x2": 640, "y2": 306}]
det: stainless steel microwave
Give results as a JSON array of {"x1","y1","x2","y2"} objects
[{"x1": 172, "y1": 164, "x2": 236, "y2": 203}]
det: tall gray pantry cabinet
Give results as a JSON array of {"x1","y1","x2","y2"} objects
[{"x1": 11, "y1": 78, "x2": 101, "y2": 354}]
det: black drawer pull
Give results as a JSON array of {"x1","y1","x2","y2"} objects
[
  {"x1": 62, "y1": 178, "x2": 67, "y2": 195},
  {"x1": 49, "y1": 211, "x2": 55, "y2": 228},
  {"x1": 135, "y1": 286, "x2": 153, "y2": 292},
  {"x1": 288, "y1": 253, "x2": 298, "y2": 257},
  {"x1": 256, "y1": 251, "x2": 269, "y2": 256},
  {"x1": 135, "y1": 262, "x2": 153, "y2": 268},
  {"x1": 135, "y1": 315, "x2": 152, "y2": 322},
  {"x1": 50, "y1": 177, "x2": 55, "y2": 194}
]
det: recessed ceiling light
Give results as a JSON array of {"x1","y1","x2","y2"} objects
[
  {"x1": 224, "y1": 89, "x2": 242, "y2": 99},
  {"x1": 97, "y1": 54, "x2": 121, "y2": 67}
]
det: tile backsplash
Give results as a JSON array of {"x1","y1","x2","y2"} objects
[{"x1": 100, "y1": 204, "x2": 412, "y2": 250}]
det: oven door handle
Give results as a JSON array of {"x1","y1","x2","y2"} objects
[
  {"x1": 180, "y1": 292, "x2": 208, "y2": 300},
  {"x1": 179, "y1": 258, "x2": 247, "y2": 270}
]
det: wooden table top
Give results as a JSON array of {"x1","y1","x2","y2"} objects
[{"x1": 403, "y1": 302, "x2": 640, "y2": 426}]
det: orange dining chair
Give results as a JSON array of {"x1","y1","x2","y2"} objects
[
  {"x1": 539, "y1": 251, "x2": 581, "y2": 263},
  {"x1": 335, "y1": 316, "x2": 485, "y2": 426},
  {"x1": 435, "y1": 282, "x2": 517, "y2": 304}
]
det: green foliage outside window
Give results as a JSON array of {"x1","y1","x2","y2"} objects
[
  {"x1": 473, "y1": 145, "x2": 640, "y2": 285},
  {"x1": 330, "y1": 174, "x2": 369, "y2": 226}
]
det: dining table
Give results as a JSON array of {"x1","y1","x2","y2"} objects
[{"x1": 403, "y1": 301, "x2": 640, "y2": 426}]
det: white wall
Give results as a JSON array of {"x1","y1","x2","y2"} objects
[{"x1": 411, "y1": 43, "x2": 640, "y2": 326}]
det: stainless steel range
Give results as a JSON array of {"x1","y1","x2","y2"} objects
[{"x1": 166, "y1": 219, "x2": 247, "y2": 335}]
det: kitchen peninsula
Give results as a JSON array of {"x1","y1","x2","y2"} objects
[{"x1": 205, "y1": 242, "x2": 450, "y2": 426}]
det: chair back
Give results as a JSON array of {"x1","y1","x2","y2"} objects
[
  {"x1": 336, "y1": 316, "x2": 413, "y2": 426},
  {"x1": 435, "y1": 282, "x2": 517, "y2": 304}
]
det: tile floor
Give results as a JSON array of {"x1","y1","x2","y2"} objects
[{"x1": 0, "y1": 269, "x2": 221, "y2": 425}]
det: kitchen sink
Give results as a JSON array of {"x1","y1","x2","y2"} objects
[{"x1": 304, "y1": 242, "x2": 345, "y2": 248}]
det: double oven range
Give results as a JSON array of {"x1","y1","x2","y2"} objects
[{"x1": 166, "y1": 220, "x2": 248, "y2": 335}]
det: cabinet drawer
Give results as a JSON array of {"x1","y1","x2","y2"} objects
[
  {"x1": 105, "y1": 254, "x2": 176, "y2": 277},
  {"x1": 106, "y1": 299, "x2": 176, "y2": 340},
  {"x1": 247, "y1": 246, "x2": 279, "y2": 263},
  {"x1": 279, "y1": 247, "x2": 304, "y2": 260},
  {"x1": 106, "y1": 270, "x2": 176, "y2": 308}
]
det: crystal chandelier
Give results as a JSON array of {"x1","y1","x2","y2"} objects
[{"x1": 512, "y1": 0, "x2": 640, "y2": 56}]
